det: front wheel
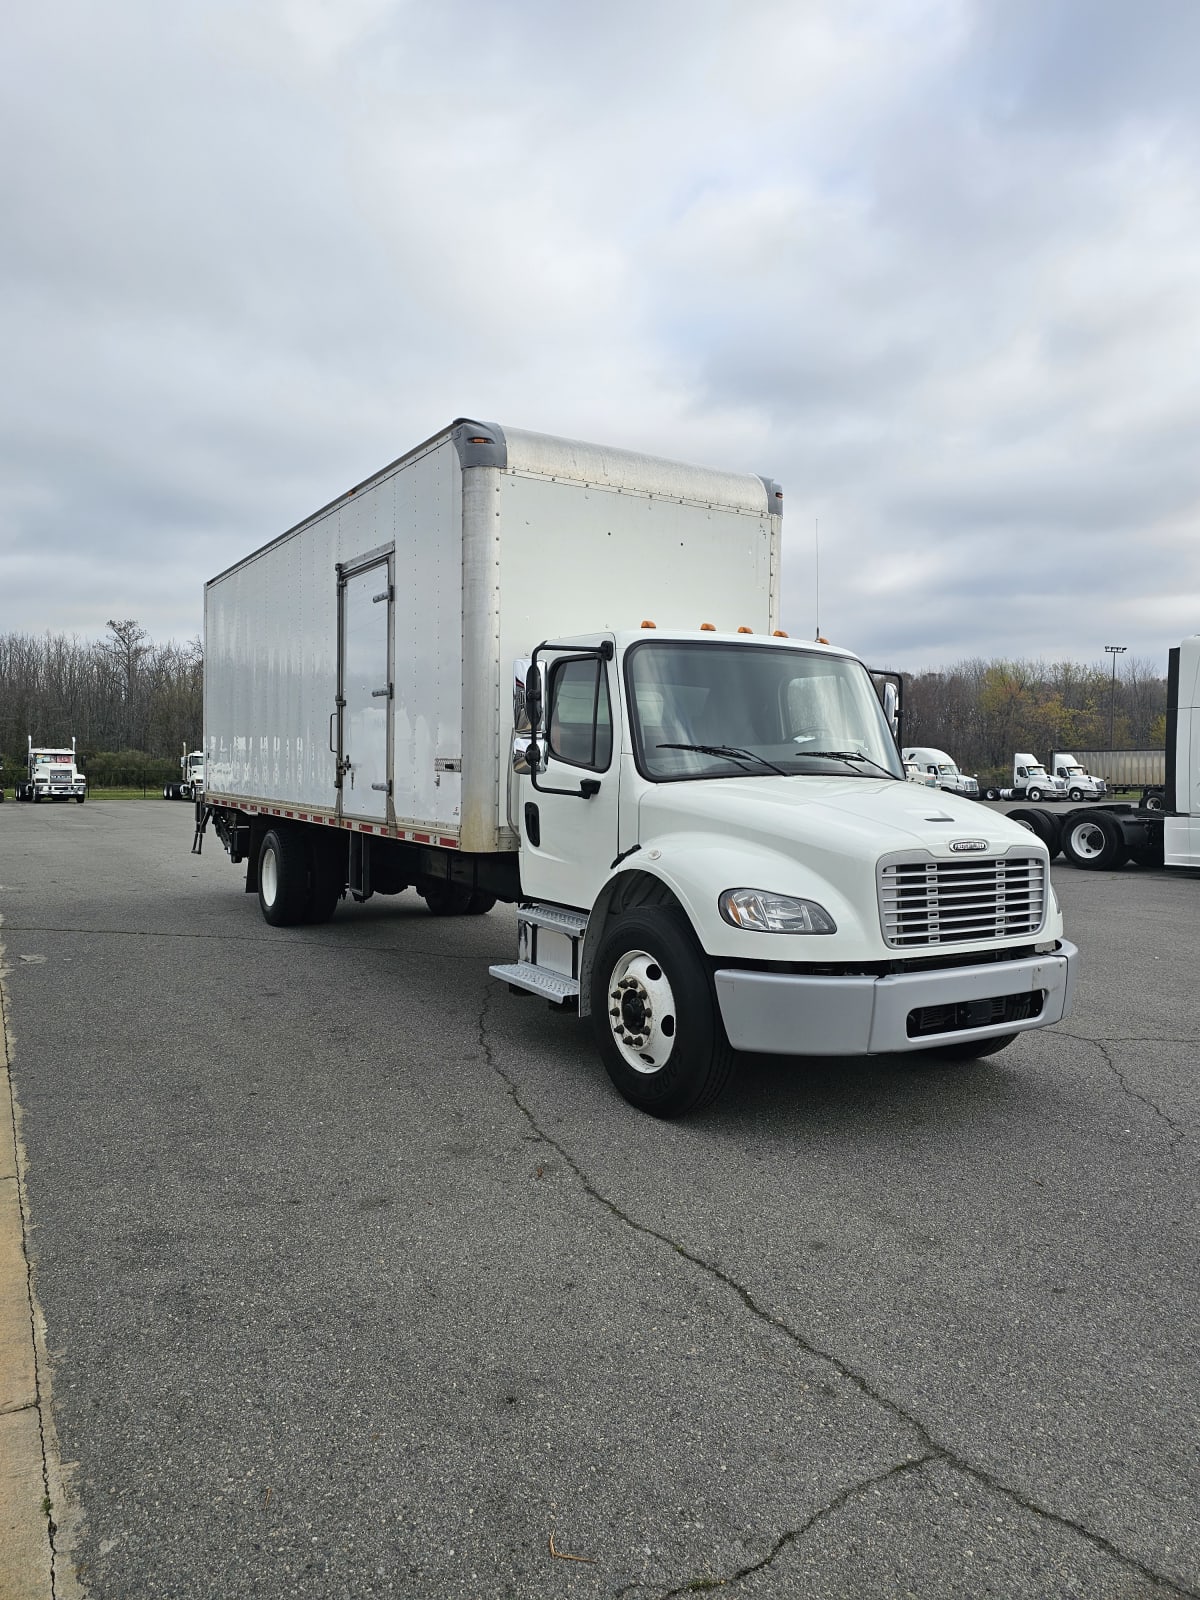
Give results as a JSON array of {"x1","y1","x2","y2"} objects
[
  {"x1": 590, "y1": 908, "x2": 733, "y2": 1117},
  {"x1": 1026, "y1": 786, "x2": 1044, "y2": 802},
  {"x1": 1067, "y1": 787, "x2": 1084, "y2": 802}
]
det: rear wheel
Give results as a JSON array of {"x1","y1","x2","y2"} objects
[
  {"x1": 466, "y1": 891, "x2": 496, "y2": 915},
  {"x1": 420, "y1": 881, "x2": 473, "y2": 916},
  {"x1": 258, "y1": 827, "x2": 311, "y2": 925},
  {"x1": 1061, "y1": 811, "x2": 1127, "y2": 870},
  {"x1": 1008, "y1": 807, "x2": 1060, "y2": 858},
  {"x1": 590, "y1": 908, "x2": 734, "y2": 1117},
  {"x1": 983, "y1": 786, "x2": 1001, "y2": 801},
  {"x1": 920, "y1": 1032, "x2": 1018, "y2": 1063},
  {"x1": 305, "y1": 842, "x2": 343, "y2": 923}
]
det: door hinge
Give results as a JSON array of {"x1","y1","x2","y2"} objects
[
  {"x1": 372, "y1": 586, "x2": 394, "y2": 604},
  {"x1": 371, "y1": 684, "x2": 393, "y2": 699}
]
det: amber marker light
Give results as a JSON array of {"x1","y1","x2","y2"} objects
[
  {"x1": 640, "y1": 619, "x2": 657, "y2": 629},
  {"x1": 737, "y1": 626, "x2": 753, "y2": 634},
  {"x1": 700, "y1": 622, "x2": 715, "y2": 632},
  {"x1": 773, "y1": 630, "x2": 789, "y2": 638}
]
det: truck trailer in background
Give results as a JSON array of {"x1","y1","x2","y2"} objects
[
  {"x1": 1004, "y1": 639, "x2": 1199, "y2": 872},
  {"x1": 196, "y1": 418, "x2": 1075, "y2": 1115},
  {"x1": 1064, "y1": 749, "x2": 1165, "y2": 804}
]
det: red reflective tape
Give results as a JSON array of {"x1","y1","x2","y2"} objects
[
  {"x1": 413, "y1": 833, "x2": 430, "y2": 843},
  {"x1": 439, "y1": 836, "x2": 458, "y2": 849},
  {"x1": 284, "y1": 810, "x2": 293, "y2": 818},
  {"x1": 360, "y1": 824, "x2": 374, "y2": 833}
]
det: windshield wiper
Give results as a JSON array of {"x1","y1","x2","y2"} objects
[
  {"x1": 656, "y1": 742, "x2": 789, "y2": 777},
  {"x1": 803, "y1": 750, "x2": 896, "y2": 778}
]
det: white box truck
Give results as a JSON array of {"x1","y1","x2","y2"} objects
[
  {"x1": 999, "y1": 640, "x2": 1200, "y2": 873},
  {"x1": 15, "y1": 738, "x2": 87, "y2": 803},
  {"x1": 901, "y1": 747, "x2": 979, "y2": 798},
  {"x1": 197, "y1": 419, "x2": 1076, "y2": 1115}
]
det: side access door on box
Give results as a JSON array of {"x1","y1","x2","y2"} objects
[{"x1": 336, "y1": 548, "x2": 395, "y2": 825}]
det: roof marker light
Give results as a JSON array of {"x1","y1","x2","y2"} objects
[
  {"x1": 737, "y1": 626, "x2": 753, "y2": 634},
  {"x1": 773, "y1": 630, "x2": 789, "y2": 638},
  {"x1": 700, "y1": 622, "x2": 715, "y2": 632},
  {"x1": 640, "y1": 619, "x2": 657, "y2": 629}
]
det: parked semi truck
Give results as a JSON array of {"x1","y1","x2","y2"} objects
[
  {"x1": 1049, "y1": 754, "x2": 1106, "y2": 802},
  {"x1": 165, "y1": 746, "x2": 205, "y2": 801},
  {"x1": 1003, "y1": 640, "x2": 1199, "y2": 872},
  {"x1": 901, "y1": 747, "x2": 979, "y2": 798},
  {"x1": 196, "y1": 419, "x2": 1076, "y2": 1116},
  {"x1": 981, "y1": 754, "x2": 1063, "y2": 802},
  {"x1": 15, "y1": 738, "x2": 86, "y2": 803}
]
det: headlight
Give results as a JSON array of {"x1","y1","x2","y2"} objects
[{"x1": 719, "y1": 888, "x2": 837, "y2": 934}]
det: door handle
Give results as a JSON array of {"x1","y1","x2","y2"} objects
[{"x1": 329, "y1": 712, "x2": 337, "y2": 753}]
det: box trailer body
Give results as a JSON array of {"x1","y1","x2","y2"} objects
[
  {"x1": 901, "y1": 747, "x2": 979, "y2": 798},
  {"x1": 1066, "y1": 750, "x2": 1165, "y2": 795},
  {"x1": 204, "y1": 422, "x2": 779, "y2": 853},
  {"x1": 199, "y1": 419, "x2": 1076, "y2": 1116},
  {"x1": 1007, "y1": 639, "x2": 1200, "y2": 872}
]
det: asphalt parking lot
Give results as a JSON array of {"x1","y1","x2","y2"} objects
[{"x1": 1, "y1": 801, "x2": 1197, "y2": 1598}]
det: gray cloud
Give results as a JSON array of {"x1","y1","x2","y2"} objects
[{"x1": 2, "y1": 0, "x2": 1198, "y2": 674}]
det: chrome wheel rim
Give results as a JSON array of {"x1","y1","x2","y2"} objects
[{"x1": 606, "y1": 949, "x2": 678, "y2": 1075}]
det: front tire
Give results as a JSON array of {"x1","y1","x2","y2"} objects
[
  {"x1": 257, "y1": 827, "x2": 311, "y2": 925},
  {"x1": 590, "y1": 908, "x2": 733, "y2": 1118},
  {"x1": 1067, "y1": 786, "x2": 1084, "y2": 802},
  {"x1": 1026, "y1": 786, "x2": 1044, "y2": 802}
]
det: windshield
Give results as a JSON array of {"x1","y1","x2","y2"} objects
[{"x1": 626, "y1": 641, "x2": 904, "y2": 781}]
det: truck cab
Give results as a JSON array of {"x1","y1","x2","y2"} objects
[
  {"x1": 494, "y1": 629, "x2": 1075, "y2": 1114},
  {"x1": 901, "y1": 746, "x2": 979, "y2": 798},
  {"x1": 19, "y1": 739, "x2": 86, "y2": 803},
  {"x1": 1010, "y1": 755, "x2": 1062, "y2": 802},
  {"x1": 1051, "y1": 754, "x2": 1106, "y2": 801}
]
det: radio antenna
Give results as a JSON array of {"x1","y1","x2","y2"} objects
[{"x1": 812, "y1": 519, "x2": 831, "y2": 644}]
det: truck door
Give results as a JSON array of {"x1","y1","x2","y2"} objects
[
  {"x1": 520, "y1": 645, "x2": 624, "y2": 911},
  {"x1": 337, "y1": 552, "x2": 394, "y2": 825}
]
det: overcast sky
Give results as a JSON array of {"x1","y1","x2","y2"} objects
[{"x1": 2, "y1": 0, "x2": 1198, "y2": 673}]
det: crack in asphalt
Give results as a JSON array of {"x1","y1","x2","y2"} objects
[
  {"x1": 615, "y1": 1455, "x2": 939, "y2": 1598},
  {"x1": 1055, "y1": 1028, "x2": 1188, "y2": 1145},
  {"x1": 475, "y1": 990, "x2": 1200, "y2": 1599}
]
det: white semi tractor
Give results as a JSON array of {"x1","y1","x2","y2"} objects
[
  {"x1": 196, "y1": 419, "x2": 1076, "y2": 1116},
  {"x1": 1001, "y1": 640, "x2": 1199, "y2": 872},
  {"x1": 1049, "y1": 755, "x2": 1106, "y2": 802},
  {"x1": 164, "y1": 746, "x2": 205, "y2": 801},
  {"x1": 901, "y1": 747, "x2": 979, "y2": 798},
  {"x1": 15, "y1": 738, "x2": 87, "y2": 803},
  {"x1": 981, "y1": 754, "x2": 1063, "y2": 803}
]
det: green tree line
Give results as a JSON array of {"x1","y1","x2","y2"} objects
[
  {"x1": 0, "y1": 620, "x2": 202, "y2": 787},
  {"x1": 902, "y1": 656, "x2": 1168, "y2": 782},
  {"x1": 0, "y1": 623, "x2": 1168, "y2": 792}
]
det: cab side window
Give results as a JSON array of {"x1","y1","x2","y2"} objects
[{"x1": 547, "y1": 658, "x2": 613, "y2": 770}]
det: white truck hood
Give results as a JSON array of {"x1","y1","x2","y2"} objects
[{"x1": 639, "y1": 775, "x2": 1032, "y2": 863}]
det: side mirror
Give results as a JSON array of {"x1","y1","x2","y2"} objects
[
  {"x1": 882, "y1": 681, "x2": 899, "y2": 737},
  {"x1": 525, "y1": 662, "x2": 543, "y2": 732}
]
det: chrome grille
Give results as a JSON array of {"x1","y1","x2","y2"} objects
[{"x1": 878, "y1": 853, "x2": 1047, "y2": 947}]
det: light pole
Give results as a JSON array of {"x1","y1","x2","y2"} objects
[{"x1": 1105, "y1": 645, "x2": 1126, "y2": 749}]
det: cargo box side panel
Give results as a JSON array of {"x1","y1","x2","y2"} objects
[
  {"x1": 205, "y1": 523, "x2": 338, "y2": 809},
  {"x1": 391, "y1": 440, "x2": 464, "y2": 833},
  {"x1": 495, "y1": 471, "x2": 775, "y2": 667}
]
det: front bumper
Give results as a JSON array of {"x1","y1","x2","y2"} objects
[{"x1": 714, "y1": 941, "x2": 1077, "y2": 1056}]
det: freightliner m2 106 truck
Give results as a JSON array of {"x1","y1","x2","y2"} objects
[{"x1": 197, "y1": 420, "x2": 1076, "y2": 1116}]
